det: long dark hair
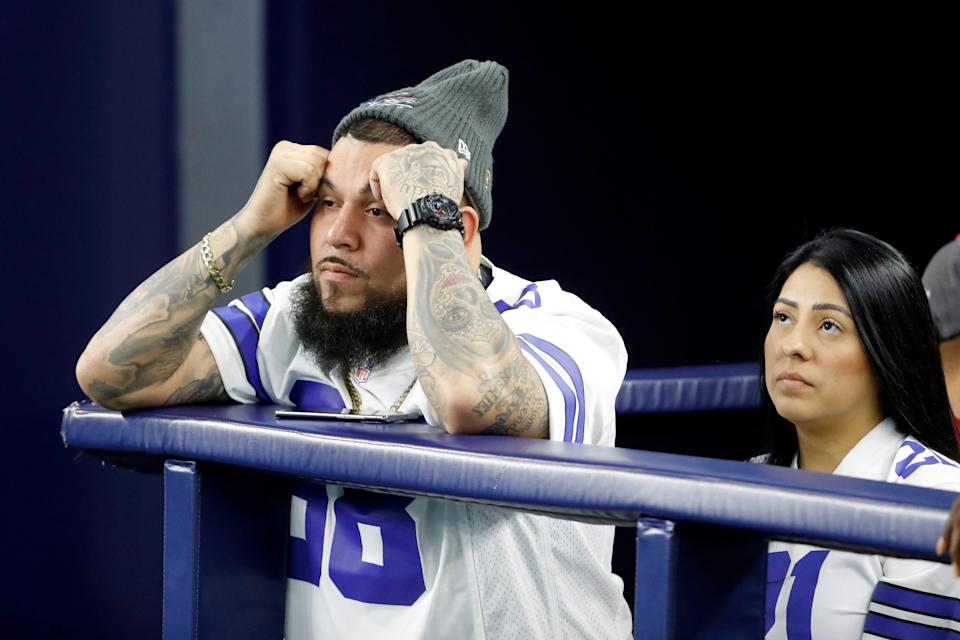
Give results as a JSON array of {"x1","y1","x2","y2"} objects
[{"x1": 761, "y1": 228, "x2": 959, "y2": 465}]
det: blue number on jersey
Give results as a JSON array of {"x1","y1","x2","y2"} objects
[
  {"x1": 895, "y1": 440, "x2": 957, "y2": 479},
  {"x1": 288, "y1": 484, "x2": 329, "y2": 585},
  {"x1": 329, "y1": 489, "x2": 426, "y2": 605},
  {"x1": 766, "y1": 552, "x2": 790, "y2": 636},
  {"x1": 288, "y1": 487, "x2": 426, "y2": 606},
  {"x1": 765, "y1": 549, "x2": 829, "y2": 640}
]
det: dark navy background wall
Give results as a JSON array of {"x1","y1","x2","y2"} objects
[
  {"x1": 264, "y1": 3, "x2": 956, "y2": 367},
  {"x1": 1, "y1": 3, "x2": 174, "y2": 636},
  {"x1": 1, "y1": 2, "x2": 953, "y2": 636}
]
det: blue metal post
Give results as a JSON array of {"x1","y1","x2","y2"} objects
[
  {"x1": 163, "y1": 460, "x2": 201, "y2": 640},
  {"x1": 635, "y1": 517, "x2": 677, "y2": 640}
]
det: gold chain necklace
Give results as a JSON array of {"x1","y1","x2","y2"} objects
[{"x1": 343, "y1": 362, "x2": 417, "y2": 413}]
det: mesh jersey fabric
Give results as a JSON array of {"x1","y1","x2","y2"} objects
[{"x1": 200, "y1": 257, "x2": 633, "y2": 640}]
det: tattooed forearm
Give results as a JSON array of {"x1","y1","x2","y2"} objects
[
  {"x1": 479, "y1": 422, "x2": 522, "y2": 436},
  {"x1": 473, "y1": 357, "x2": 527, "y2": 416},
  {"x1": 409, "y1": 231, "x2": 511, "y2": 371},
  {"x1": 165, "y1": 358, "x2": 230, "y2": 405},
  {"x1": 405, "y1": 226, "x2": 549, "y2": 437},
  {"x1": 95, "y1": 311, "x2": 204, "y2": 400},
  {"x1": 473, "y1": 355, "x2": 549, "y2": 438},
  {"x1": 79, "y1": 216, "x2": 268, "y2": 407}
]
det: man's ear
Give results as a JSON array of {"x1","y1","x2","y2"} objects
[{"x1": 460, "y1": 205, "x2": 480, "y2": 246}]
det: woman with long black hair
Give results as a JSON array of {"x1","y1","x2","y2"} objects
[{"x1": 758, "y1": 228, "x2": 960, "y2": 639}]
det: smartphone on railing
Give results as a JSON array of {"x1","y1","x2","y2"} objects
[{"x1": 275, "y1": 408, "x2": 421, "y2": 423}]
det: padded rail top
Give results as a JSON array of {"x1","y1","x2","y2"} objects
[
  {"x1": 61, "y1": 401, "x2": 955, "y2": 562},
  {"x1": 616, "y1": 362, "x2": 761, "y2": 413}
]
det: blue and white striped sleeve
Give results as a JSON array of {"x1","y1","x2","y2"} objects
[
  {"x1": 199, "y1": 288, "x2": 274, "y2": 404},
  {"x1": 500, "y1": 288, "x2": 627, "y2": 447},
  {"x1": 864, "y1": 571, "x2": 960, "y2": 639},
  {"x1": 866, "y1": 478, "x2": 960, "y2": 639}
]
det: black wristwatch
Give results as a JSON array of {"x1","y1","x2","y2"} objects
[{"x1": 394, "y1": 193, "x2": 464, "y2": 247}]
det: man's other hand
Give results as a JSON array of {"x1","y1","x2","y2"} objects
[
  {"x1": 239, "y1": 140, "x2": 329, "y2": 238},
  {"x1": 369, "y1": 141, "x2": 468, "y2": 219}
]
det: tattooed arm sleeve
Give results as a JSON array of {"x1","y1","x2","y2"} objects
[
  {"x1": 403, "y1": 226, "x2": 549, "y2": 438},
  {"x1": 76, "y1": 215, "x2": 270, "y2": 410}
]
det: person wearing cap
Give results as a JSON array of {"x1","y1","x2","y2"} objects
[
  {"x1": 76, "y1": 60, "x2": 633, "y2": 639},
  {"x1": 924, "y1": 237, "x2": 960, "y2": 577},
  {"x1": 924, "y1": 236, "x2": 960, "y2": 424}
]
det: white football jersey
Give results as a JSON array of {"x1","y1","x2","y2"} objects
[
  {"x1": 200, "y1": 257, "x2": 633, "y2": 640},
  {"x1": 763, "y1": 418, "x2": 960, "y2": 640}
]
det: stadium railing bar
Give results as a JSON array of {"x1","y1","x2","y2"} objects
[{"x1": 61, "y1": 362, "x2": 957, "y2": 639}]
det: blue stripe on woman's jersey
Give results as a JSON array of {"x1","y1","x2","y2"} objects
[
  {"x1": 519, "y1": 333, "x2": 586, "y2": 443},
  {"x1": 517, "y1": 337, "x2": 576, "y2": 442},
  {"x1": 873, "y1": 583, "x2": 960, "y2": 622},
  {"x1": 212, "y1": 305, "x2": 269, "y2": 402},
  {"x1": 864, "y1": 610, "x2": 960, "y2": 639},
  {"x1": 238, "y1": 290, "x2": 271, "y2": 331},
  {"x1": 289, "y1": 379, "x2": 346, "y2": 410}
]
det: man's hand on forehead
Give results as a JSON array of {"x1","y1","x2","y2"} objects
[
  {"x1": 240, "y1": 140, "x2": 330, "y2": 239},
  {"x1": 368, "y1": 141, "x2": 469, "y2": 221}
]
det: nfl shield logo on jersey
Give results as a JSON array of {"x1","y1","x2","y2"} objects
[{"x1": 354, "y1": 365, "x2": 371, "y2": 385}]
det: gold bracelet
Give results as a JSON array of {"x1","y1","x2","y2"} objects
[{"x1": 201, "y1": 232, "x2": 235, "y2": 293}]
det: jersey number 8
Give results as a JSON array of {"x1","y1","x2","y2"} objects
[{"x1": 288, "y1": 487, "x2": 427, "y2": 606}]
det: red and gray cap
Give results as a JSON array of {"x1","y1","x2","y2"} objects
[
  {"x1": 332, "y1": 59, "x2": 509, "y2": 231},
  {"x1": 923, "y1": 235, "x2": 960, "y2": 341}
]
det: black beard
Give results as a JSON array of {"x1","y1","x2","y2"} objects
[{"x1": 289, "y1": 275, "x2": 408, "y2": 374}]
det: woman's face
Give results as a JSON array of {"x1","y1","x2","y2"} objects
[{"x1": 764, "y1": 262, "x2": 883, "y2": 434}]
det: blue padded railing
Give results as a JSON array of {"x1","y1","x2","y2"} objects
[
  {"x1": 61, "y1": 398, "x2": 956, "y2": 640},
  {"x1": 59, "y1": 401, "x2": 949, "y2": 553},
  {"x1": 615, "y1": 362, "x2": 761, "y2": 414}
]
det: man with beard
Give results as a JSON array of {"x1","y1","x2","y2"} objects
[{"x1": 76, "y1": 60, "x2": 632, "y2": 639}]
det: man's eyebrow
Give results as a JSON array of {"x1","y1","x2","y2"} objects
[{"x1": 320, "y1": 176, "x2": 373, "y2": 197}]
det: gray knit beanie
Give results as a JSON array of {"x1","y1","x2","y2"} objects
[{"x1": 332, "y1": 59, "x2": 508, "y2": 230}]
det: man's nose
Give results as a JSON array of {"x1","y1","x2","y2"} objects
[{"x1": 325, "y1": 206, "x2": 362, "y2": 250}]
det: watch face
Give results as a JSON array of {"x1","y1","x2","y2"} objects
[
  {"x1": 396, "y1": 194, "x2": 463, "y2": 246},
  {"x1": 423, "y1": 194, "x2": 462, "y2": 228}
]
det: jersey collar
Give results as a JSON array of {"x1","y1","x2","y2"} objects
[{"x1": 792, "y1": 417, "x2": 902, "y2": 480}]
